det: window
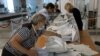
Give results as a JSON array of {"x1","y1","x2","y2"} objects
[
  {"x1": 7, "y1": 0, "x2": 14, "y2": 13},
  {"x1": 43, "y1": 0, "x2": 56, "y2": 4}
]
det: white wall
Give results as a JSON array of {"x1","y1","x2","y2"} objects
[
  {"x1": 60, "y1": 0, "x2": 70, "y2": 13},
  {"x1": 43, "y1": 0, "x2": 56, "y2": 4},
  {"x1": 97, "y1": 0, "x2": 100, "y2": 28},
  {"x1": 74, "y1": 0, "x2": 85, "y2": 13},
  {"x1": 6, "y1": 0, "x2": 14, "y2": 13},
  {"x1": 88, "y1": 0, "x2": 97, "y2": 11},
  {"x1": 36, "y1": 0, "x2": 43, "y2": 12}
]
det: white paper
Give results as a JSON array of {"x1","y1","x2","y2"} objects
[
  {"x1": 46, "y1": 36, "x2": 68, "y2": 53},
  {"x1": 55, "y1": 51, "x2": 81, "y2": 56},
  {"x1": 67, "y1": 44, "x2": 98, "y2": 56},
  {"x1": 36, "y1": 47, "x2": 49, "y2": 56},
  {"x1": 46, "y1": 14, "x2": 80, "y2": 42}
]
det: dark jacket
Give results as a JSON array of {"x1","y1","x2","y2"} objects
[{"x1": 72, "y1": 8, "x2": 83, "y2": 31}]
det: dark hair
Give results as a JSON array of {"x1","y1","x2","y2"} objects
[
  {"x1": 55, "y1": 4, "x2": 58, "y2": 8},
  {"x1": 46, "y1": 3, "x2": 55, "y2": 9}
]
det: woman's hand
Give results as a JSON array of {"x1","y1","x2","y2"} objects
[
  {"x1": 10, "y1": 33, "x2": 38, "y2": 56},
  {"x1": 27, "y1": 49, "x2": 38, "y2": 56}
]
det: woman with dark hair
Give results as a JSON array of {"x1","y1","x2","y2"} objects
[
  {"x1": 33, "y1": 3, "x2": 55, "y2": 22},
  {"x1": 55, "y1": 4, "x2": 61, "y2": 14}
]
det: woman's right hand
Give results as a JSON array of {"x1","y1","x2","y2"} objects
[{"x1": 27, "y1": 49, "x2": 38, "y2": 56}]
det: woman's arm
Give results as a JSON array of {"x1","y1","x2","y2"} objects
[
  {"x1": 10, "y1": 33, "x2": 37, "y2": 56},
  {"x1": 43, "y1": 31, "x2": 61, "y2": 37}
]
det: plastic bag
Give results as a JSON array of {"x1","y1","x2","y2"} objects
[
  {"x1": 36, "y1": 47, "x2": 49, "y2": 56},
  {"x1": 46, "y1": 36, "x2": 68, "y2": 53},
  {"x1": 46, "y1": 14, "x2": 80, "y2": 42}
]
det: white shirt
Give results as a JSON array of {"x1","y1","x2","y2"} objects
[{"x1": 38, "y1": 8, "x2": 50, "y2": 21}]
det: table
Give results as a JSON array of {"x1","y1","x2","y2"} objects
[
  {"x1": 36, "y1": 31, "x2": 100, "y2": 56},
  {"x1": 0, "y1": 12, "x2": 27, "y2": 21}
]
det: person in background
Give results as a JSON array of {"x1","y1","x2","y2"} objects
[
  {"x1": 53, "y1": 4, "x2": 61, "y2": 19},
  {"x1": 2, "y1": 14, "x2": 47, "y2": 56},
  {"x1": 54, "y1": 4, "x2": 61, "y2": 14},
  {"x1": 49, "y1": 4, "x2": 61, "y2": 22},
  {"x1": 65, "y1": 3, "x2": 83, "y2": 31},
  {"x1": 32, "y1": 3, "x2": 55, "y2": 25}
]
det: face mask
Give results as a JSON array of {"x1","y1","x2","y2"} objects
[
  {"x1": 37, "y1": 25, "x2": 45, "y2": 36},
  {"x1": 32, "y1": 24, "x2": 45, "y2": 42},
  {"x1": 38, "y1": 25, "x2": 45, "y2": 30}
]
